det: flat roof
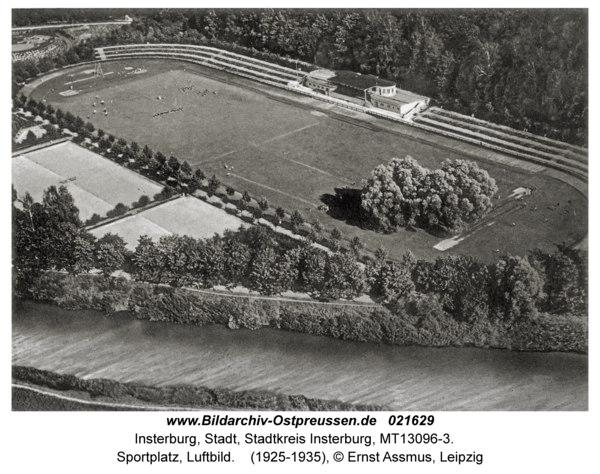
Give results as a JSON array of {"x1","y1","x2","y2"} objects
[
  {"x1": 375, "y1": 89, "x2": 429, "y2": 106},
  {"x1": 307, "y1": 69, "x2": 337, "y2": 81},
  {"x1": 330, "y1": 70, "x2": 396, "y2": 90}
]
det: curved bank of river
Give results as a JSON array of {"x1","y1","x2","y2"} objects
[{"x1": 13, "y1": 302, "x2": 587, "y2": 410}]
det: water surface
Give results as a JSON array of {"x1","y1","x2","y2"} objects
[{"x1": 13, "y1": 303, "x2": 587, "y2": 410}]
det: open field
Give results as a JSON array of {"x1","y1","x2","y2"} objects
[
  {"x1": 90, "y1": 196, "x2": 246, "y2": 250},
  {"x1": 13, "y1": 141, "x2": 163, "y2": 221},
  {"x1": 30, "y1": 59, "x2": 588, "y2": 262}
]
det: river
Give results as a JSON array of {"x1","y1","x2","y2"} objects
[{"x1": 12, "y1": 302, "x2": 587, "y2": 410}]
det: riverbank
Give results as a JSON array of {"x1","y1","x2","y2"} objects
[
  {"x1": 13, "y1": 366, "x2": 384, "y2": 411},
  {"x1": 13, "y1": 302, "x2": 588, "y2": 410},
  {"x1": 21, "y1": 272, "x2": 588, "y2": 354}
]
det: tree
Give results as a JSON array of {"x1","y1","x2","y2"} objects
[
  {"x1": 65, "y1": 111, "x2": 76, "y2": 123},
  {"x1": 489, "y1": 255, "x2": 543, "y2": 324},
  {"x1": 374, "y1": 244, "x2": 389, "y2": 262},
  {"x1": 414, "y1": 254, "x2": 489, "y2": 322},
  {"x1": 98, "y1": 138, "x2": 110, "y2": 150},
  {"x1": 298, "y1": 247, "x2": 327, "y2": 296},
  {"x1": 168, "y1": 155, "x2": 180, "y2": 172},
  {"x1": 366, "y1": 260, "x2": 415, "y2": 303},
  {"x1": 349, "y1": 236, "x2": 364, "y2": 258},
  {"x1": 85, "y1": 213, "x2": 103, "y2": 226},
  {"x1": 71, "y1": 234, "x2": 96, "y2": 274},
  {"x1": 155, "y1": 151, "x2": 167, "y2": 165},
  {"x1": 321, "y1": 252, "x2": 368, "y2": 300},
  {"x1": 13, "y1": 186, "x2": 87, "y2": 279},
  {"x1": 329, "y1": 227, "x2": 342, "y2": 252},
  {"x1": 290, "y1": 210, "x2": 305, "y2": 233},
  {"x1": 97, "y1": 128, "x2": 105, "y2": 138},
  {"x1": 94, "y1": 233, "x2": 127, "y2": 277},
  {"x1": 242, "y1": 190, "x2": 252, "y2": 205},
  {"x1": 530, "y1": 245, "x2": 587, "y2": 314},
  {"x1": 226, "y1": 186, "x2": 236, "y2": 196},
  {"x1": 223, "y1": 239, "x2": 251, "y2": 285},
  {"x1": 275, "y1": 207, "x2": 286, "y2": 224},
  {"x1": 108, "y1": 134, "x2": 116, "y2": 143},
  {"x1": 207, "y1": 174, "x2": 221, "y2": 195},
  {"x1": 106, "y1": 203, "x2": 129, "y2": 218},
  {"x1": 132, "y1": 235, "x2": 163, "y2": 283},
  {"x1": 143, "y1": 144, "x2": 153, "y2": 158},
  {"x1": 311, "y1": 219, "x2": 324, "y2": 235},
  {"x1": 110, "y1": 141, "x2": 123, "y2": 157},
  {"x1": 180, "y1": 160, "x2": 193, "y2": 179},
  {"x1": 85, "y1": 121, "x2": 95, "y2": 132},
  {"x1": 258, "y1": 196, "x2": 269, "y2": 211},
  {"x1": 194, "y1": 168, "x2": 206, "y2": 181},
  {"x1": 249, "y1": 247, "x2": 298, "y2": 295},
  {"x1": 131, "y1": 141, "x2": 140, "y2": 153},
  {"x1": 74, "y1": 116, "x2": 85, "y2": 130}
]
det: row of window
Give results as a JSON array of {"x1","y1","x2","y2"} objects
[
  {"x1": 307, "y1": 81, "x2": 330, "y2": 91},
  {"x1": 377, "y1": 102, "x2": 399, "y2": 111}
]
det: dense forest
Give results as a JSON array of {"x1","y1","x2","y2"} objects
[{"x1": 12, "y1": 8, "x2": 588, "y2": 146}]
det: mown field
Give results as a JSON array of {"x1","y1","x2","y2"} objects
[{"x1": 29, "y1": 59, "x2": 587, "y2": 262}]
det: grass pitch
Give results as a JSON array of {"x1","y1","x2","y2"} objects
[{"x1": 31, "y1": 59, "x2": 587, "y2": 262}]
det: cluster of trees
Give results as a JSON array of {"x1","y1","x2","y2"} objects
[
  {"x1": 361, "y1": 156, "x2": 498, "y2": 233},
  {"x1": 12, "y1": 185, "x2": 129, "y2": 297},
  {"x1": 12, "y1": 9, "x2": 587, "y2": 146},
  {"x1": 12, "y1": 8, "x2": 135, "y2": 27},
  {"x1": 132, "y1": 226, "x2": 368, "y2": 301}
]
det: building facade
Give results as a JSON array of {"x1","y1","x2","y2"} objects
[{"x1": 303, "y1": 69, "x2": 429, "y2": 117}]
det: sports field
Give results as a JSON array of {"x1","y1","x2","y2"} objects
[
  {"x1": 30, "y1": 59, "x2": 588, "y2": 262},
  {"x1": 89, "y1": 196, "x2": 246, "y2": 250},
  {"x1": 12, "y1": 141, "x2": 162, "y2": 221}
]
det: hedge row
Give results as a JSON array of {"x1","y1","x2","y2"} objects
[
  {"x1": 23, "y1": 273, "x2": 588, "y2": 353},
  {"x1": 13, "y1": 365, "x2": 385, "y2": 411}
]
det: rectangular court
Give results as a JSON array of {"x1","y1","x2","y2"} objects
[
  {"x1": 89, "y1": 196, "x2": 246, "y2": 250},
  {"x1": 13, "y1": 141, "x2": 163, "y2": 221}
]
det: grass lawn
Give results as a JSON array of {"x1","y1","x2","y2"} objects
[{"x1": 30, "y1": 59, "x2": 587, "y2": 263}]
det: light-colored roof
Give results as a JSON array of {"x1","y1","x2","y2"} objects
[
  {"x1": 375, "y1": 89, "x2": 429, "y2": 105},
  {"x1": 307, "y1": 69, "x2": 337, "y2": 81},
  {"x1": 331, "y1": 70, "x2": 396, "y2": 89}
]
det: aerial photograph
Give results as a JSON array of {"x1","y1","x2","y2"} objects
[{"x1": 11, "y1": 8, "x2": 588, "y2": 411}]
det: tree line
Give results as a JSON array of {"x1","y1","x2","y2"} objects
[
  {"x1": 13, "y1": 9, "x2": 587, "y2": 146},
  {"x1": 13, "y1": 184, "x2": 587, "y2": 326}
]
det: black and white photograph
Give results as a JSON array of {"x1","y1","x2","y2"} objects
[{"x1": 8, "y1": 4, "x2": 594, "y2": 471}]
